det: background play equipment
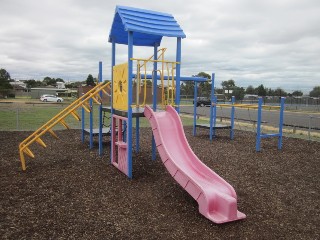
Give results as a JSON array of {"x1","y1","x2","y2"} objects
[
  {"x1": 256, "y1": 97, "x2": 285, "y2": 151},
  {"x1": 193, "y1": 73, "x2": 234, "y2": 140},
  {"x1": 19, "y1": 81, "x2": 111, "y2": 170},
  {"x1": 192, "y1": 73, "x2": 285, "y2": 151},
  {"x1": 144, "y1": 105, "x2": 246, "y2": 223}
]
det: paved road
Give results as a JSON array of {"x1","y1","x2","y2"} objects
[{"x1": 180, "y1": 106, "x2": 320, "y2": 130}]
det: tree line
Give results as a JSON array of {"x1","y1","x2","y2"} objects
[
  {"x1": 0, "y1": 68, "x2": 98, "y2": 90},
  {"x1": 1, "y1": 68, "x2": 320, "y2": 99},
  {"x1": 181, "y1": 72, "x2": 320, "y2": 100}
]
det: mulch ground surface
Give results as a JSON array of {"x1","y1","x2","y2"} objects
[{"x1": 1, "y1": 127, "x2": 319, "y2": 239}]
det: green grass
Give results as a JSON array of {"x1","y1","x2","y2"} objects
[{"x1": 0, "y1": 103, "x2": 210, "y2": 131}]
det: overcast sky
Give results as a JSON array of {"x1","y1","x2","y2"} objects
[{"x1": 1, "y1": 0, "x2": 319, "y2": 93}]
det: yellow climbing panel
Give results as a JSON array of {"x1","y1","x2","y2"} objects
[{"x1": 113, "y1": 62, "x2": 128, "y2": 111}]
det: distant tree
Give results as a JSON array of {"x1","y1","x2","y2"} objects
[
  {"x1": 65, "y1": 81, "x2": 83, "y2": 88},
  {"x1": 215, "y1": 88, "x2": 223, "y2": 94},
  {"x1": 43, "y1": 77, "x2": 57, "y2": 86},
  {"x1": 255, "y1": 84, "x2": 267, "y2": 96},
  {"x1": 194, "y1": 72, "x2": 211, "y2": 97},
  {"x1": 274, "y1": 88, "x2": 287, "y2": 97},
  {"x1": 0, "y1": 68, "x2": 11, "y2": 81},
  {"x1": 25, "y1": 80, "x2": 43, "y2": 88},
  {"x1": 86, "y1": 74, "x2": 96, "y2": 86},
  {"x1": 196, "y1": 72, "x2": 211, "y2": 80},
  {"x1": 221, "y1": 79, "x2": 235, "y2": 90},
  {"x1": 245, "y1": 85, "x2": 255, "y2": 94},
  {"x1": 266, "y1": 88, "x2": 275, "y2": 96},
  {"x1": 233, "y1": 86, "x2": 245, "y2": 100},
  {"x1": 181, "y1": 81, "x2": 194, "y2": 96},
  {"x1": 0, "y1": 68, "x2": 13, "y2": 97},
  {"x1": 292, "y1": 90, "x2": 303, "y2": 97},
  {"x1": 221, "y1": 79, "x2": 235, "y2": 100},
  {"x1": 142, "y1": 79, "x2": 152, "y2": 87},
  {"x1": 309, "y1": 86, "x2": 320, "y2": 97}
]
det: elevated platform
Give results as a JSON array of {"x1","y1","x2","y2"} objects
[
  {"x1": 83, "y1": 127, "x2": 111, "y2": 136},
  {"x1": 195, "y1": 123, "x2": 232, "y2": 129},
  {"x1": 102, "y1": 106, "x2": 145, "y2": 118}
]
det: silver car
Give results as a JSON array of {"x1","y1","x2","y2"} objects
[{"x1": 40, "y1": 94, "x2": 63, "y2": 102}]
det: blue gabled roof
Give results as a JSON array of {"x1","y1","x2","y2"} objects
[{"x1": 108, "y1": 6, "x2": 186, "y2": 46}]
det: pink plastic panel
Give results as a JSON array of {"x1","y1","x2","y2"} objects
[{"x1": 111, "y1": 115, "x2": 129, "y2": 177}]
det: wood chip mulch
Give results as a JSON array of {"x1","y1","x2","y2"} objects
[{"x1": 0, "y1": 127, "x2": 319, "y2": 239}]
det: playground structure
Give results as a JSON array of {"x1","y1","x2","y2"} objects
[
  {"x1": 18, "y1": 6, "x2": 246, "y2": 224},
  {"x1": 192, "y1": 74, "x2": 285, "y2": 151}
]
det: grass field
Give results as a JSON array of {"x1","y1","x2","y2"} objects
[
  {"x1": 1, "y1": 101, "x2": 319, "y2": 142},
  {"x1": 0, "y1": 102, "x2": 208, "y2": 131}
]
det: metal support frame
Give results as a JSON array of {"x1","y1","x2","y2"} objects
[
  {"x1": 209, "y1": 73, "x2": 215, "y2": 141},
  {"x1": 127, "y1": 31, "x2": 133, "y2": 179},
  {"x1": 230, "y1": 96, "x2": 235, "y2": 140},
  {"x1": 256, "y1": 97, "x2": 285, "y2": 151},
  {"x1": 175, "y1": 37, "x2": 181, "y2": 113},
  {"x1": 193, "y1": 81, "x2": 198, "y2": 136},
  {"x1": 98, "y1": 61, "x2": 103, "y2": 155},
  {"x1": 89, "y1": 98, "x2": 93, "y2": 149},
  {"x1": 152, "y1": 44, "x2": 158, "y2": 160}
]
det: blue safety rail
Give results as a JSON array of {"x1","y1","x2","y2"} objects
[{"x1": 256, "y1": 97, "x2": 285, "y2": 151}]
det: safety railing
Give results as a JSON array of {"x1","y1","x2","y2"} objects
[{"x1": 131, "y1": 48, "x2": 178, "y2": 109}]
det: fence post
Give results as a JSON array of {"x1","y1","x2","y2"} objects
[{"x1": 308, "y1": 115, "x2": 311, "y2": 141}]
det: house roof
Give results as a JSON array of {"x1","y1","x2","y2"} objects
[{"x1": 108, "y1": 6, "x2": 186, "y2": 46}]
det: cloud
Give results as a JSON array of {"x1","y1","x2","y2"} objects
[{"x1": 0, "y1": 0, "x2": 319, "y2": 93}]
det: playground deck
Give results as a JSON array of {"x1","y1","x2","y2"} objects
[{"x1": 1, "y1": 127, "x2": 319, "y2": 239}]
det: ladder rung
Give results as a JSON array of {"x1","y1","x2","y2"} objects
[
  {"x1": 35, "y1": 137, "x2": 47, "y2": 148},
  {"x1": 101, "y1": 89, "x2": 109, "y2": 95},
  {"x1": 47, "y1": 128, "x2": 59, "y2": 139},
  {"x1": 23, "y1": 146, "x2": 35, "y2": 158},
  {"x1": 59, "y1": 119, "x2": 70, "y2": 129},
  {"x1": 95, "y1": 94, "x2": 102, "y2": 102},
  {"x1": 90, "y1": 93, "x2": 101, "y2": 104},
  {"x1": 71, "y1": 111, "x2": 81, "y2": 121},
  {"x1": 82, "y1": 102, "x2": 91, "y2": 112}
]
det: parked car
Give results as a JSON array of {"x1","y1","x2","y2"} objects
[
  {"x1": 193, "y1": 97, "x2": 211, "y2": 107},
  {"x1": 40, "y1": 94, "x2": 63, "y2": 102}
]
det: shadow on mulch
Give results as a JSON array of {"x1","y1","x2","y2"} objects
[{"x1": 0, "y1": 127, "x2": 319, "y2": 239}]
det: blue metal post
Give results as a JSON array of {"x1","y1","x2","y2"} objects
[
  {"x1": 230, "y1": 96, "x2": 235, "y2": 140},
  {"x1": 127, "y1": 31, "x2": 133, "y2": 179},
  {"x1": 152, "y1": 44, "x2": 158, "y2": 160},
  {"x1": 256, "y1": 97, "x2": 263, "y2": 151},
  {"x1": 193, "y1": 82, "x2": 198, "y2": 136},
  {"x1": 278, "y1": 97, "x2": 285, "y2": 150},
  {"x1": 175, "y1": 37, "x2": 182, "y2": 113},
  {"x1": 81, "y1": 107, "x2": 85, "y2": 142},
  {"x1": 89, "y1": 98, "x2": 93, "y2": 149},
  {"x1": 98, "y1": 61, "x2": 103, "y2": 155},
  {"x1": 212, "y1": 95, "x2": 217, "y2": 139},
  {"x1": 136, "y1": 117, "x2": 139, "y2": 152},
  {"x1": 209, "y1": 73, "x2": 215, "y2": 141},
  {"x1": 110, "y1": 39, "x2": 116, "y2": 163}
]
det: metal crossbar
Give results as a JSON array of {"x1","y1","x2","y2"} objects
[{"x1": 18, "y1": 82, "x2": 111, "y2": 171}]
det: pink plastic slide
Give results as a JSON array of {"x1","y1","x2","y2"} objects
[{"x1": 144, "y1": 105, "x2": 246, "y2": 224}]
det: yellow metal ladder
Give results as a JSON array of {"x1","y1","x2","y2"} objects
[{"x1": 18, "y1": 82, "x2": 111, "y2": 171}]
